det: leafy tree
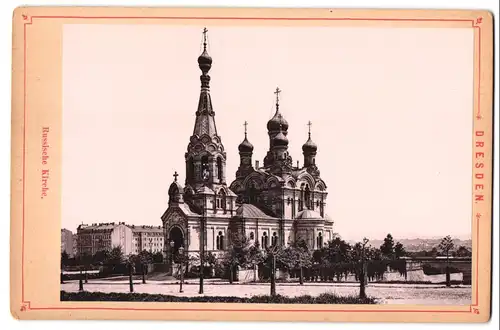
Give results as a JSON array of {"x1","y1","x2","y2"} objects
[
  {"x1": 138, "y1": 250, "x2": 153, "y2": 265},
  {"x1": 275, "y1": 245, "x2": 295, "y2": 271},
  {"x1": 291, "y1": 239, "x2": 312, "y2": 284},
  {"x1": 438, "y1": 235, "x2": 455, "y2": 287},
  {"x1": 246, "y1": 240, "x2": 262, "y2": 263},
  {"x1": 152, "y1": 251, "x2": 164, "y2": 263},
  {"x1": 190, "y1": 251, "x2": 218, "y2": 277},
  {"x1": 380, "y1": 234, "x2": 395, "y2": 259},
  {"x1": 438, "y1": 235, "x2": 455, "y2": 257},
  {"x1": 221, "y1": 231, "x2": 252, "y2": 283},
  {"x1": 108, "y1": 246, "x2": 124, "y2": 267},
  {"x1": 93, "y1": 250, "x2": 110, "y2": 265},
  {"x1": 455, "y1": 245, "x2": 472, "y2": 257},
  {"x1": 80, "y1": 252, "x2": 92, "y2": 268},
  {"x1": 61, "y1": 251, "x2": 70, "y2": 268},
  {"x1": 394, "y1": 242, "x2": 406, "y2": 259},
  {"x1": 321, "y1": 237, "x2": 352, "y2": 282}
]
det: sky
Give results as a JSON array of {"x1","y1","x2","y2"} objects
[{"x1": 62, "y1": 24, "x2": 474, "y2": 241}]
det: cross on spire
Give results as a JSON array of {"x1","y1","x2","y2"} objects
[
  {"x1": 244, "y1": 121, "x2": 248, "y2": 137},
  {"x1": 202, "y1": 27, "x2": 208, "y2": 50},
  {"x1": 274, "y1": 87, "x2": 282, "y2": 106},
  {"x1": 173, "y1": 171, "x2": 179, "y2": 182},
  {"x1": 307, "y1": 121, "x2": 312, "y2": 137}
]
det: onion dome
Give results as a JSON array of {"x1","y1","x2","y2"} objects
[
  {"x1": 302, "y1": 134, "x2": 317, "y2": 153},
  {"x1": 273, "y1": 130, "x2": 289, "y2": 147},
  {"x1": 238, "y1": 136, "x2": 254, "y2": 152},
  {"x1": 239, "y1": 121, "x2": 254, "y2": 152},
  {"x1": 267, "y1": 111, "x2": 289, "y2": 132},
  {"x1": 198, "y1": 49, "x2": 212, "y2": 73},
  {"x1": 267, "y1": 87, "x2": 289, "y2": 132},
  {"x1": 302, "y1": 121, "x2": 317, "y2": 153},
  {"x1": 198, "y1": 28, "x2": 212, "y2": 73}
]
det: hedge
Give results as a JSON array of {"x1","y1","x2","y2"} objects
[{"x1": 60, "y1": 291, "x2": 376, "y2": 304}]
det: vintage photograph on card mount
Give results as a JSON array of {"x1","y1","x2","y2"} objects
[{"x1": 10, "y1": 7, "x2": 493, "y2": 322}]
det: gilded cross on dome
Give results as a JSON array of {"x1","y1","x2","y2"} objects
[
  {"x1": 244, "y1": 121, "x2": 248, "y2": 136},
  {"x1": 173, "y1": 171, "x2": 179, "y2": 182},
  {"x1": 307, "y1": 121, "x2": 312, "y2": 136}
]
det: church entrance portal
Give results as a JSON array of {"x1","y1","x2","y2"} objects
[{"x1": 168, "y1": 226, "x2": 184, "y2": 255}]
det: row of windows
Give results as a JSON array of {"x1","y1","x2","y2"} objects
[
  {"x1": 134, "y1": 249, "x2": 162, "y2": 253},
  {"x1": 135, "y1": 242, "x2": 163, "y2": 247},
  {"x1": 248, "y1": 231, "x2": 324, "y2": 248},
  {"x1": 204, "y1": 231, "x2": 325, "y2": 251}
]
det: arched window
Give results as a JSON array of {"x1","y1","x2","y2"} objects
[
  {"x1": 261, "y1": 232, "x2": 268, "y2": 248},
  {"x1": 217, "y1": 157, "x2": 223, "y2": 181},
  {"x1": 187, "y1": 158, "x2": 194, "y2": 182},
  {"x1": 316, "y1": 232, "x2": 323, "y2": 249},
  {"x1": 201, "y1": 156, "x2": 210, "y2": 181},
  {"x1": 216, "y1": 231, "x2": 224, "y2": 250},
  {"x1": 304, "y1": 185, "x2": 311, "y2": 209},
  {"x1": 271, "y1": 232, "x2": 278, "y2": 247},
  {"x1": 218, "y1": 190, "x2": 227, "y2": 212},
  {"x1": 249, "y1": 232, "x2": 254, "y2": 240}
]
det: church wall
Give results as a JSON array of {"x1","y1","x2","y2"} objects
[
  {"x1": 188, "y1": 225, "x2": 199, "y2": 251},
  {"x1": 207, "y1": 226, "x2": 215, "y2": 251}
]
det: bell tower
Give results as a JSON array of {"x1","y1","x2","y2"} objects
[{"x1": 184, "y1": 28, "x2": 227, "y2": 191}]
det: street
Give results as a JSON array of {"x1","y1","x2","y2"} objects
[{"x1": 61, "y1": 280, "x2": 471, "y2": 305}]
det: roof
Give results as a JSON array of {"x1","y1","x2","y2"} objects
[
  {"x1": 77, "y1": 222, "x2": 128, "y2": 231},
  {"x1": 197, "y1": 186, "x2": 214, "y2": 195},
  {"x1": 295, "y1": 209, "x2": 323, "y2": 220},
  {"x1": 130, "y1": 225, "x2": 163, "y2": 233},
  {"x1": 235, "y1": 204, "x2": 277, "y2": 220}
]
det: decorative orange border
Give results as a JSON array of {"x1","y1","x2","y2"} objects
[{"x1": 12, "y1": 9, "x2": 492, "y2": 321}]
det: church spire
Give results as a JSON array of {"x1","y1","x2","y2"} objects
[{"x1": 193, "y1": 27, "x2": 217, "y2": 137}]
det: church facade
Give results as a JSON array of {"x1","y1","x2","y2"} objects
[{"x1": 161, "y1": 30, "x2": 334, "y2": 260}]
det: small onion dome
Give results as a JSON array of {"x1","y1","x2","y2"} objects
[
  {"x1": 273, "y1": 131, "x2": 289, "y2": 147},
  {"x1": 302, "y1": 135, "x2": 317, "y2": 153},
  {"x1": 267, "y1": 111, "x2": 289, "y2": 132},
  {"x1": 238, "y1": 136, "x2": 254, "y2": 152},
  {"x1": 198, "y1": 49, "x2": 212, "y2": 72}
]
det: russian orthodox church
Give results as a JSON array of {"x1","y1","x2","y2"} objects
[{"x1": 161, "y1": 29, "x2": 334, "y2": 260}]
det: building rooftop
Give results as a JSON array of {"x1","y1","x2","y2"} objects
[
  {"x1": 235, "y1": 204, "x2": 277, "y2": 220},
  {"x1": 295, "y1": 209, "x2": 323, "y2": 220},
  {"x1": 129, "y1": 225, "x2": 163, "y2": 232},
  {"x1": 78, "y1": 222, "x2": 128, "y2": 231}
]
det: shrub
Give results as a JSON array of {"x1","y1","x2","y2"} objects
[{"x1": 60, "y1": 291, "x2": 376, "y2": 304}]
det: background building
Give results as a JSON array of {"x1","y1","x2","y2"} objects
[
  {"x1": 61, "y1": 228, "x2": 74, "y2": 257},
  {"x1": 76, "y1": 222, "x2": 133, "y2": 256},
  {"x1": 131, "y1": 225, "x2": 164, "y2": 254}
]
